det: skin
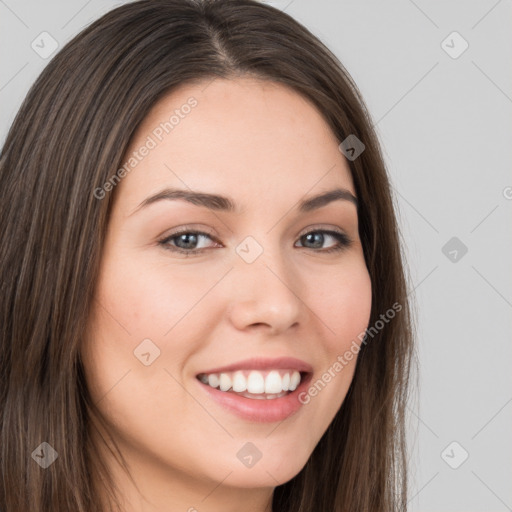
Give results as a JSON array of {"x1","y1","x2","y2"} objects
[{"x1": 81, "y1": 77, "x2": 372, "y2": 512}]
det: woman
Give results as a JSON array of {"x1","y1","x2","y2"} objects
[{"x1": 0, "y1": 0, "x2": 416, "y2": 510}]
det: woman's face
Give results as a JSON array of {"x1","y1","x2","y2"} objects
[{"x1": 82, "y1": 77, "x2": 372, "y2": 508}]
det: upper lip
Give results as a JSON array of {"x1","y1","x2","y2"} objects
[{"x1": 197, "y1": 357, "x2": 313, "y2": 375}]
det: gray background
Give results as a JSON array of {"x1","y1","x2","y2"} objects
[{"x1": 1, "y1": 0, "x2": 511, "y2": 510}]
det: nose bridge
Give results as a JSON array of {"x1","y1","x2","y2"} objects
[{"x1": 227, "y1": 234, "x2": 303, "y2": 331}]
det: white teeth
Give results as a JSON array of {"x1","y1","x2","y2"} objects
[
  {"x1": 289, "y1": 370, "x2": 301, "y2": 391},
  {"x1": 232, "y1": 371, "x2": 247, "y2": 392},
  {"x1": 264, "y1": 370, "x2": 282, "y2": 394},
  {"x1": 282, "y1": 372, "x2": 290, "y2": 391},
  {"x1": 199, "y1": 369, "x2": 305, "y2": 395},
  {"x1": 247, "y1": 371, "x2": 265, "y2": 394},
  {"x1": 208, "y1": 373, "x2": 219, "y2": 388},
  {"x1": 219, "y1": 373, "x2": 232, "y2": 392}
]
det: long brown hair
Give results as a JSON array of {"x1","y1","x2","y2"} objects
[{"x1": 0, "y1": 1, "x2": 416, "y2": 510}]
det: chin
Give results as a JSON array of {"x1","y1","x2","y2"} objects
[{"x1": 218, "y1": 451, "x2": 309, "y2": 488}]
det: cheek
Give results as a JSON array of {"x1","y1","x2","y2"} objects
[
  {"x1": 95, "y1": 251, "x2": 222, "y2": 341},
  {"x1": 317, "y1": 260, "x2": 373, "y2": 350},
  {"x1": 83, "y1": 251, "x2": 228, "y2": 411},
  {"x1": 81, "y1": 257, "x2": 204, "y2": 452},
  {"x1": 298, "y1": 259, "x2": 372, "y2": 425}
]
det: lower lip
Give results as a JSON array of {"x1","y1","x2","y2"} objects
[{"x1": 197, "y1": 373, "x2": 313, "y2": 423}]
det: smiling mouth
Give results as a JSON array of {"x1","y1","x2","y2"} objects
[{"x1": 196, "y1": 369, "x2": 309, "y2": 400}]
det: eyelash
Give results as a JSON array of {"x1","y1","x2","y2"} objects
[{"x1": 157, "y1": 227, "x2": 352, "y2": 257}]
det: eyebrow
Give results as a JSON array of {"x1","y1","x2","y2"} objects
[{"x1": 130, "y1": 186, "x2": 358, "y2": 216}]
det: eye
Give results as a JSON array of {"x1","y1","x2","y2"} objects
[
  {"x1": 158, "y1": 229, "x2": 220, "y2": 256},
  {"x1": 295, "y1": 229, "x2": 352, "y2": 253},
  {"x1": 158, "y1": 227, "x2": 352, "y2": 257}
]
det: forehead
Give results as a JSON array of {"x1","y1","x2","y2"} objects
[{"x1": 115, "y1": 77, "x2": 355, "y2": 212}]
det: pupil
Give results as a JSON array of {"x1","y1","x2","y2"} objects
[
  {"x1": 178, "y1": 233, "x2": 197, "y2": 249},
  {"x1": 305, "y1": 232, "x2": 323, "y2": 248}
]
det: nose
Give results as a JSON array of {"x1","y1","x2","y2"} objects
[{"x1": 226, "y1": 249, "x2": 303, "y2": 335}]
